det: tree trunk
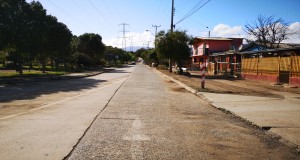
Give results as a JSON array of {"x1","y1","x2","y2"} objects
[
  {"x1": 42, "y1": 54, "x2": 46, "y2": 74},
  {"x1": 50, "y1": 57, "x2": 54, "y2": 70},
  {"x1": 168, "y1": 59, "x2": 172, "y2": 73},
  {"x1": 178, "y1": 60, "x2": 183, "y2": 75}
]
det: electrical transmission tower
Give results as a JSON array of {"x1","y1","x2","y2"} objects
[{"x1": 119, "y1": 23, "x2": 130, "y2": 51}]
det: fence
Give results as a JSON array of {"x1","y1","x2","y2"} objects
[{"x1": 242, "y1": 55, "x2": 300, "y2": 83}]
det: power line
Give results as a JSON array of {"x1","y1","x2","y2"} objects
[
  {"x1": 88, "y1": 0, "x2": 117, "y2": 31},
  {"x1": 180, "y1": 0, "x2": 205, "y2": 21},
  {"x1": 175, "y1": 0, "x2": 211, "y2": 26},
  {"x1": 175, "y1": 9, "x2": 208, "y2": 29},
  {"x1": 46, "y1": 0, "x2": 93, "y2": 30}
]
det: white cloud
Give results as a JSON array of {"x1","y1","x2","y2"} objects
[
  {"x1": 283, "y1": 22, "x2": 300, "y2": 43},
  {"x1": 103, "y1": 31, "x2": 155, "y2": 50},
  {"x1": 211, "y1": 24, "x2": 245, "y2": 38},
  {"x1": 103, "y1": 22, "x2": 300, "y2": 50}
]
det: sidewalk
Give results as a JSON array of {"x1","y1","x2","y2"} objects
[{"x1": 156, "y1": 69, "x2": 300, "y2": 151}]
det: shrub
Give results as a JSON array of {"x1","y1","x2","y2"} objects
[
  {"x1": 157, "y1": 65, "x2": 168, "y2": 70},
  {"x1": 99, "y1": 58, "x2": 106, "y2": 65}
]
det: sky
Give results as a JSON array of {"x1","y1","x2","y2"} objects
[{"x1": 26, "y1": 0, "x2": 300, "y2": 50}]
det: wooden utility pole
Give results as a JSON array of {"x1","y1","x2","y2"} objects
[{"x1": 169, "y1": 0, "x2": 174, "y2": 72}]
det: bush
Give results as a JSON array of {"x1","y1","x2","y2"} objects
[
  {"x1": 99, "y1": 58, "x2": 106, "y2": 65},
  {"x1": 156, "y1": 65, "x2": 168, "y2": 70},
  {"x1": 72, "y1": 53, "x2": 92, "y2": 68}
]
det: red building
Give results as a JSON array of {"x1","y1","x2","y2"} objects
[{"x1": 191, "y1": 37, "x2": 243, "y2": 72}]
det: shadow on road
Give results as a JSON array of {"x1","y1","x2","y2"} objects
[{"x1": 0, "y1": 78, "x2": 107, "y2": 103}]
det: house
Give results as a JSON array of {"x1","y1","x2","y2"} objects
[{"x1": 190, "y1": 37, "x2": 243, "y2": 73}]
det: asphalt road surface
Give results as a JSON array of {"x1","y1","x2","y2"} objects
[
  {"x1": 67, "y1": 65, "x2": 298, "y2": 160},
  {"x1": 0, "y1": 64, "x2": 298, "y2": 160},
  {"x1": 0, "y1": 66, "x2": 133, "y2": 160}
]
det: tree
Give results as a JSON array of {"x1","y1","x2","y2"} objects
[
  {"x1": 0, "y1": 0, "x2": 32, "y2": 74},
  {"x1": 0, "y1": 0, "x2": 73, "y2": 73},
  {"x1": 134, "y1": 48, "x2": 146, "y2": 58},
  {"x1": 245, "y1": 15, "x2": 292, "y2": 49},
  {"x1": 27, "y1": 1, "x2": 47, "y2": 71},
  {"x1": 156, "y1": 30, "x2": 191, "y2": 74},
  {"x1": 77, "y1": 33, "x2": 106, "y2": 66},
  {"x1": 104, "y1": 46, "x2": 126, "y2": 64},
  {"x1": 139, "y1": 49, "x2": 157, "y2": 66},
  {"x1": 48, "y1": 22, "x2": 72, "y2": 70}
]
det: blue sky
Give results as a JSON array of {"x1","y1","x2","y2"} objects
[{"x1": 26, "y1": 0, "x2": 300, "y2": 49}]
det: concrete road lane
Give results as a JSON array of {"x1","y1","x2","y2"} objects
[
  {"x1": 0, "y1": 67, "x2": 133, "y2": 160},
  {"x1": 68, "y1": 65, "x2": 299, "y2": 160}
]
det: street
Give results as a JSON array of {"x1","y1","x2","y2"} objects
[
  {"x1": 0, "y1": 66, "x2": 133, "y2": 160},
  {"x1": 0, "y1": 64, "x2": 299, "y2": 160},
  {"x1": 68, "y1": 65, "x2": 298, "y2": 159}
]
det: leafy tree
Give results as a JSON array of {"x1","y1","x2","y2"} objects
[
  {"x1": 139, "y1": 49, "x2": 157, "y2": 66},
  {"x1": 77, "y1": 33, "x2": 106, "y2": 66},
  {"x1": 72, "y1": 52, "x2": 92, "y2": 68},
  {"x1": 104, "y1": 46, "x2": 126, "y2": 64},
  {"x1": 70, "y1": 36, "x2": 79, "y2": 54},
  {"x1": 35, "y1": 14, "x2": 73, "y2": 72},
  {"x1": 0, "y1": 0, "x2": 73, "y2": 73},
  {"x1": 122, "y1": 52, "x2": 135, "y2": 63},
  {"x1": 26, "y1": 1, "x2": 47, "y2": 70},
  {"x1": 134, "y1": 48, "x2": 147, "y2": 58},
  {"x1": 148, "y1": 49, "x2": 158, "y2": 64},
  {"x1": 0, "y1": 0, "x2": 32, "y2": 74},
  {"x1": 245, "y1": 15, "x2": 293, "y2": 49},
  {"x1": 156, "y1": 30, "x2": 191, "y2": 74},
  {"x1": 49, "y1": 22, "x2": 72, "y2": 70}
]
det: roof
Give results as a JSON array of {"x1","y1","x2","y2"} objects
[
  {"x1": 239, "y1": 46, "x2": 300, "y2": 55},
  {"x1": 194, "y1": 37, "x2": 233, "y2": 41},
  {"x1": 211, "y1": 50, "x2": 236, "y2": 56}
]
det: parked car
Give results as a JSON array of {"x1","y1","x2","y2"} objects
[{"x1": 131, "y1": 61, "x2": 136, "y2": 65}]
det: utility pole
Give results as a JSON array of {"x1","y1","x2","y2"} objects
[
  {"x1": 152, "y1": 25, "x2": 161, "y2": 48},
  {"x1": 119, "y1": 23, "x2": 129, "y2": 51},
  {"x1": 169, "y1": 0, "x2": 174, "y2": 72}
]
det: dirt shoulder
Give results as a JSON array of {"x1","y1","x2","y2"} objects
[{"x1": 158, "y1": 69, "x2": 300, "y2": 99}]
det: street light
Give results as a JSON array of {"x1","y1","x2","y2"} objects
[{"x1": 145, "y1": 30, "x2": 156, "y2": 49}]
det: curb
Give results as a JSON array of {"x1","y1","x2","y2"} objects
[
  {"x1": 154, "y1": 68, "x2": 300, "y2": 152},
  {"x1": 153, "y1": 69, "x2": 197, "y2": 94}
]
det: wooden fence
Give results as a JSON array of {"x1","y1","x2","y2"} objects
[{"x1": 242, "y1": 55, "x2": 300, "y2": 83}]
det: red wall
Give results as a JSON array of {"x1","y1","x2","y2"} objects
[
  {"x1": 192, "y1": 38, "x2": 243, "y2": 56},
  {"x1": 208, "y1": 40, "x2": 231, "y2": 51},
  {"x1": 241, "y1": 74, "x2": 278, "y2": 83},
  {"x1": 290, "y1": 77, "x2": 300, "y2": 87}
]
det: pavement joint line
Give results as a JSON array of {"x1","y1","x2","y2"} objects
[
  {"x1": 0, "y1": 78, "x2": 127, "y2": 121},
  {"x1": 100, "y1": 117, "x2": 136, "y2": 120}
]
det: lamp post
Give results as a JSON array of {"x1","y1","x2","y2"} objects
[
  {"x1": 146, "y1": 29, "x2": 156, "y2": 49},
  {"x1": 206, "y1": 27, "x2": 210, "y2": 37}
]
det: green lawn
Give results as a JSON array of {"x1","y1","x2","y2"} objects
[{"x1": 0, "y1": 70, "x2": 66, "y2": 78}]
